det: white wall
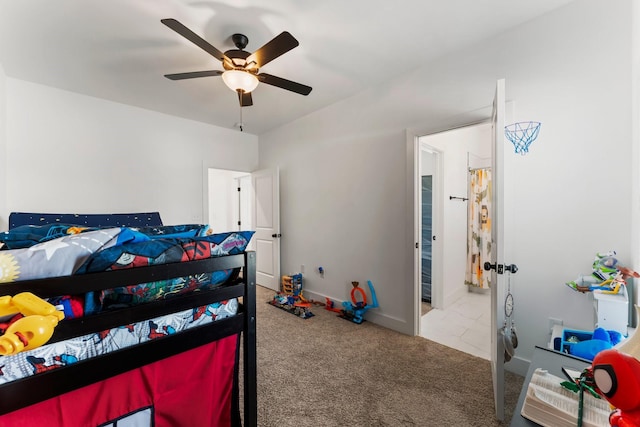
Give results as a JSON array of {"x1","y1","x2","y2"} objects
[
  {"x1": 3, "y1": 79, "x2": 258, "y2": 227},
  {"x1": 420, "y1": 150, "x2": 435, "y2": 176},
  {"x1": 421, "y1": 123, "x2": 491, "y2": 309},
  {"x1": 258, "y1": 0, "x2": 635, "y2": 371},
  {"x1": 632, "y1": 0, "x2": 640, "y2": 316},
  {"x1": 499, "y1": 1, "x2": 633, "y2": 374},
  {"x1": 0, "y1": 63, "x2": 6, "y2": 231}
]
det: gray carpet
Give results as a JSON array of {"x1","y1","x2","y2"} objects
[{"x1": 248, "y1": 285, "x2": 523, "y2": 426}]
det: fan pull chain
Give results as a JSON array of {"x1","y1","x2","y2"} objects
[{"x1": 239, "y1": 105, "x2": 244, "y2": 132}]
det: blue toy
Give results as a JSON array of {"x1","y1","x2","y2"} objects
[
  {"x1": 327, "y1": 280, "x2": 379, "y2": 324},
  {"x1": 569, "y1": 327, "x2": 623, "y2": 361}
]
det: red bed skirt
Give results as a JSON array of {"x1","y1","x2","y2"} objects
[{"x1": 1, "y1": 335, "x2": 239, "y2": 427}]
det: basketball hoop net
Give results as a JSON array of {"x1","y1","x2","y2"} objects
[{"x1": 504, "y1": 121, "x2": 541, "y2": 155}]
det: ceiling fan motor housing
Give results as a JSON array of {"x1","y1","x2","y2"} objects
[
  {"x1": 222, "y1": 33, "x2": 253, "y2": 70},
  {"x1": 223, "y1": 49, "x2": 253, "y2": 70}
]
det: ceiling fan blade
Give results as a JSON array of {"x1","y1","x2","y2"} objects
[
  {"x1": 238, "y1": 90, "x2": 253, "y2": 107},
  {"x1": 164, "y1": 70, "x2": 223, "y2": 80},
  {"x1": 246, "y1": 32, "x2": 299, "y2": 68},
  {"x1": 161, "y1": 18, "x2": 227, "y2": 62},
  {"x1": 257, "y1": 73, "x2": 312, "y2": 96}
]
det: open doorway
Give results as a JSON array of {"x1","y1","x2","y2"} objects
[
  {"x1": 206, "y1": 168, "x2": 252, "y2": 239},
  {"x1": 417, "y1": 123, "x2": 492, "y2": 360},
  {"x1": 205, "y1": 167, "x2": 281, "y2": 290}
]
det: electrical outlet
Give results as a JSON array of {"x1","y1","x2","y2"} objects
[{"x1": 300, "y1": 264, "x2": 305, "y2": 274}]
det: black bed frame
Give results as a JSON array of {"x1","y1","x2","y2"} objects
[{"x1": 0, "y1": 251, "x2": 257, "y2": 427}]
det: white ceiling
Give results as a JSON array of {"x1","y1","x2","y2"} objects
[{"x1": 0, "y1": 0, "x2": 575, "y2": 135}]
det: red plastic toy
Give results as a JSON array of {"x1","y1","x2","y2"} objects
[{"x1": 592, "y1": 349, "x2": 640, "y2": 427}]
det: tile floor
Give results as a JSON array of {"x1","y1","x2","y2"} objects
[{"x1": 420, "y1": 289, "x2": 491, "y2": 360}]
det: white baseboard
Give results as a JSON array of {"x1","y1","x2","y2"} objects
[
  {"x1": 505, "y1": 354, "x2": 529, "y2": 377},
  {"x1": 303, "y1": 289, "x2": 412, "y2": 335}
]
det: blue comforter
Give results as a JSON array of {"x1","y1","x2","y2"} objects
[{"x1": 0, "y1": 224, "x2": 254, "y2": 316}]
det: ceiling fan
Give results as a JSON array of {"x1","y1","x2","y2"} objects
[{"x1": 161, "y1": 18, "x2": 312, "y2": 107}]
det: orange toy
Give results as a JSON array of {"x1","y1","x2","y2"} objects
[{"x1": 350, "y1": 281, "x2": 367, "y2": 307}]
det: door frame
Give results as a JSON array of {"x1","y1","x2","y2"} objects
[
  {"x1": 418, "y1": 143, "x2": 443, "y2": 309},
  {"x1": 409, "y1": 119, "x2": 491, "y2": 336}
]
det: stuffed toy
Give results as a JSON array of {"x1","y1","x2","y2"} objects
[
  {"x1": 592, "y1": 349, "x2": 640, "y2": 427},
  {"x1": 569, "y1": 327, "x2": 623, "y2": 361}
]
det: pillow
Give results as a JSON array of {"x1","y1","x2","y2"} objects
[
  {"x1": 8, "y1": 212, "x2": 163, "y2": 229},
  {"x1": 0, "y1": 228, "x2": 123, "y2": 283}
]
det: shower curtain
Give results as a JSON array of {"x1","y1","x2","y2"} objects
[{"x1": 465, "y1": 168, "x2": 492, "y2": 289}]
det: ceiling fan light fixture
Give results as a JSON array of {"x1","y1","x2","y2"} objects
[
  {"x1": 222, "y1": 70, "x2": 259, "y2": 93},
  {"x1": 162, "y1": 20, "x2": 312, "y2": 108}
]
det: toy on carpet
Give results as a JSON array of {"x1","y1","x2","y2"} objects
[
  {"x1": 591, "y1": 349, "x2": 640, "y2": 427},
  {"x1": 325, "y1": 280, "x2": 379, "y2": 324},
  {"x1": 566, "y1": 251, "x2": 640, "y2": 294},
  {"x1": 268, "y1": 274, "x2": 314, "y2": 319}
]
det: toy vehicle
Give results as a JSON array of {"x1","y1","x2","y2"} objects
[{"x1": 326, "y1": 280, "x2": 379, "y2": 324}]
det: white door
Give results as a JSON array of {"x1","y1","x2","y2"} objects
[
  {"x1": 490, "y1": 78, "x2": 506, "y2": 421},
  {"x1": 251, "y1": 168, "x2": 280, "y2": 291}
]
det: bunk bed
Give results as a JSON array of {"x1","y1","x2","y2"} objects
[{"x1": 0, "y1": 212, "x2": 257, "y2": 426}]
